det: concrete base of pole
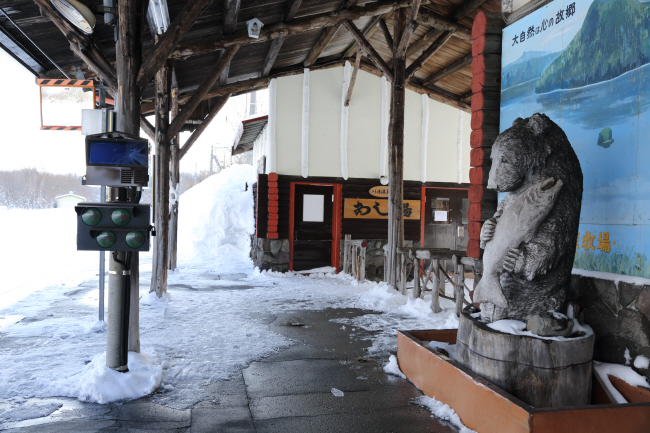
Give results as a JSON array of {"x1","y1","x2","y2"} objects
[{"x1": 106, "y1": 251, "x2": 127, "y2": 371}]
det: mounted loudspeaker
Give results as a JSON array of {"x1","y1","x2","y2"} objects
[{"x1": 50, "y1": 0, "x2": 96, "y2": 35}]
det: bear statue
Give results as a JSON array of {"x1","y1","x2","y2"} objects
[{"x1": 476, "y1": 113, "x2": 583, "y2": 323}]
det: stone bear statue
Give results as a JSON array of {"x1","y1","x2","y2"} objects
[{"x1": 479, "y1": 113, "x2": 583, "y2": 323}]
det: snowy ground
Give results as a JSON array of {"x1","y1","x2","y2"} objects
[{"x1": 0, "y1": 165, "x2": 466, "y2": 427}]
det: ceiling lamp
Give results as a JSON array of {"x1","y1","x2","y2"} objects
[
  {"x1": 147, "y1": 0, "x2": 170, "y2": 35},
  {"x1": 246, "y1": 18, "x2": 263, "y2": 39},
  {"x1": 50, "y1": 0, "x2": 95, "y2": 35}
]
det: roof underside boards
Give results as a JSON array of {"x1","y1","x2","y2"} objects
[
  {"x1": 0, "y1": 0, "x2": 501, "y2": 123},
  {"x1": 233, "y1": 114, "x2": 268, "y2": 154}
]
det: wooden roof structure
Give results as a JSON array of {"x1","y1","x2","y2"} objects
[
  {"x1": 232, "y1": 114, "x2": 268, "y2": 155},
  {"x1": 0, "y1": 0, "x2": 499, "y2": 127}
]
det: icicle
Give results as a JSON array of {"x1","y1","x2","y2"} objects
[
  {"x1": 340, "y1": 61, "x2": 351, "y2": 180},
  {"x1": 379, "y1": 76, "x2": 389, "y2": 184},
  {"x1": 267, "y1": 78, "x2": 277, "y2": 174},
  {"x1": 457, "y1": 110, "x2": 464, "y2": 184},
  {"x1": 420, "y1": 94, "x2": 429, "y2": 183},
  {"x1": 301, "y1": 69, "x2": 310, "y2": 178}
]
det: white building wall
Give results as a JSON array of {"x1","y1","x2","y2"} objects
[
  {"x1": 275, "y1": 74, "x2": 302, "y2": 176},
  {"x1": 270, "y1": 66, "x2": 471, "y2": 183}
]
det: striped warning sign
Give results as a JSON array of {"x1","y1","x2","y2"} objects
[
  {"x1": 36, "y1": 78, "x2": 94, "y2": 87},
  {"x1": 40, "y1": 126, "x2": 81, "y2": 131}
]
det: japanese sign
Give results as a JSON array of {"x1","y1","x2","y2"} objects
[
  {"x1": 368, "y1": 186, "x2": 389, "y2": 198},
  {"x1": 343, "y1": 199, "x2": 421, "y2": 220},
  {"x1": 501, "y1": 0, "x2": 650, "y2": 277}
]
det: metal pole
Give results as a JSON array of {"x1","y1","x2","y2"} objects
[{"x1": 99, "y1": 185, "x2": 106, "y2": 322}]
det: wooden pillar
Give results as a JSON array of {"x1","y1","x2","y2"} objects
[
  {"x1": 168, "y1": 81, "x2": 180, "y2": 270},
  {"x1": 151, "y1": 59, "x2": 171, "y2": 297},
  {"x1": 115, "y1": 0, "x2": 144, "y2": 354},
  {"x1": 386, "y1": 9, "x2": 407, "y2": 288},
  {"x1": 431, "y1": 258, "x2": 441, "y2": 313}
]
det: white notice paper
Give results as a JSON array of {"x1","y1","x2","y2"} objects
[{"x1": 434, "y1": 211, "x2": 448, "y2": 222}]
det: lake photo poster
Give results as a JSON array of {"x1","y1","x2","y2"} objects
[{"x1": 500, "y1": 0, "x2": 650, "y2": 276}]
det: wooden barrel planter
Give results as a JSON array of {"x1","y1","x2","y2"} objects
[{"x1": 455, "y1": 311, "x2": 595, "y2": 408}]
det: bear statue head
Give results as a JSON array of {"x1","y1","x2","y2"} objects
[{"x1": 487, "y1": 113, "x2": 554, "y2": 192}]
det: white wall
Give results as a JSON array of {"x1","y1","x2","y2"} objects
[{"x1": 268, "y1": 65, "x2": 472, "y2": 184}]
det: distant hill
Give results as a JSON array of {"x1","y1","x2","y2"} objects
[
  {"x1": 502, "y1": 51, "x2": 561, "y2": 89},
  {"x1": 535, "y1": 0, "x2": 650, "y2": 93}
]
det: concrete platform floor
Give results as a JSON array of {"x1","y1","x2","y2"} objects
[{"x1": 2, "y1": 307, "x2": 459, "y2": 433}]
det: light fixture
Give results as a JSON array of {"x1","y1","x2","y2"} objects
[
  {"x1": 246, "y1": 18, "x2": 263, "y2": 39},
  {"x1": 50, "y1": 0, "x2": 95, "y2": 34},
  {"x1": 147, "y1": 0, "x2": 170, "y2": 35}
]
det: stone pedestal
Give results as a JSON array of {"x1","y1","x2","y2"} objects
[{"x1": 455, "y1": 311, "x2": 595, "y2": 408}]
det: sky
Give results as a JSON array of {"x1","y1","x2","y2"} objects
[
  {"x1": 0, "y1": 49, "x2": 267, "y2": 176},
  {"x1": 502, "y1": 0, "x2": 591, "y2": 66}
]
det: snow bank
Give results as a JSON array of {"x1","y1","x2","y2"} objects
[
  {"x1": 415, "y1": 396, "x2": 477, "y2": 433},
  {"x1": 177, "y1": 164, "x2": 257, "y2": 271},
  {"x1": 57, "y1": 351, "x2": 164, "y2": 404}
]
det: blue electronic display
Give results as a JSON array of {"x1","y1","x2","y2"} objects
[{"x1": 88, "y1": 141, "x2": 147, "y2": 166}]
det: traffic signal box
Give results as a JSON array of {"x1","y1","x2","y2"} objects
[{"x1": 75, "y1": 203, "x2": 151, "y2": 252}]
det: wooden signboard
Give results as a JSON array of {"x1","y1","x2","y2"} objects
[
  {"x1": 369, "y1": 186, "x2": 389, "y2": 197},
  {"x1": 344, "y1": 199, "x2": 420, "y2": 220}
]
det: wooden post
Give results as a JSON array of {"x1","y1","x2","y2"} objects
[
  {"x1": 343, "y1": 234, "x2": 350, "y2": 274},
  {"x1": 413, "y1": 253, "x2": 421, "y2": 299},
  {"x1": 431, "y1": 259, "x2": 441, "y2": 312},
  {"x1": 386, "y1": 9, "x2": 407, "y2": 288},
  {"x1": 455, "y1": 263, "x2": 465, "y2": 316},
  {"x1": 400, "y1": 250, "x2": 407, "y2": 295},
  {"x1": 151, "y1": 59, "x2": 171, "y2": 297},
  {"x1": 168, "y1": 81, "x2": 180, "y2": 270}
]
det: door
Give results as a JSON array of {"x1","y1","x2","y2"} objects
[
  {"x1": 292, "y1": 184, "x2": 334, "y2": 271},
  {"x1": 423, "y1": 189, "x2": 469, "y2": 251}
]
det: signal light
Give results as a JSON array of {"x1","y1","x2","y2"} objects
[{"x1": 75, "y1": 203, "x2": 151, "y2": 252}]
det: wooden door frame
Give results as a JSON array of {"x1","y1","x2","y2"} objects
[
  {"x1": 420, "y1": 186, "x2": 470, "y2": 249},
  {"x1": 289, "y1": 182, "x2": 343, "y2": 272}
]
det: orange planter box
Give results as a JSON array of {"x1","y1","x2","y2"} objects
[{"x1": 397, "y1": 330, "x2": 650, "y2": 433}]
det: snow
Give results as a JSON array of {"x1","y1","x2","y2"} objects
[
  {"x1": 415, "y1": 396, "x2": 477, "y2": 433},
  {"x1": 383, "y1": 355, "x2": 406, "y2": 379},
  {"x1": 0, "y1": 165, "x2": 466, "y2": 425},
  {"x1": 331, "y1": 388, "x2": 344, "y2": 397},
  {"x1": 572, "y1": 267, "x2": 650, "y2": 287},
  {"x1": 427, "y1": 341, "x2": 457, "y2": 360},
  {"x1": 594, "y1": 361, "x2": 650, "y2": 404},
  {"x1": 624, "y1": 348, "x2": 632, "y2": 366},
  {"x1": 486, "y1": 318, "x2": 594, "y2": 342},
  {"x1": 634, "y1": 355, "x2": 650, "y2": 370}
]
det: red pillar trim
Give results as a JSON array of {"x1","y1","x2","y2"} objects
[{"x1": 288, "y1": 182, "x2": 295, "y2": 271}]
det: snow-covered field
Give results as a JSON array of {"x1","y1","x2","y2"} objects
[{"x1": 0, "y1": 165, "x2": 465, "y2": 426}]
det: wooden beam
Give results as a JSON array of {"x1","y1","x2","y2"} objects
[
  {"x1": 341, "y1": 13, "x2": 384, "y2": 59},
  {"x1": 404, "y1": 28, "x2": 441, "y2": 60},
  {"x1": 283, "y1": 0, "x2": 303, "y2": 21},
  {"x1": 262, "y1": 36, "x2": 286, "y2": 76},
  {"x1": 344, "y1": 50, "x2": 362, "y2": 107},
  {"x1": 421, "y1": 53, "x2": 472, "y2": 85},
  {"x1": 172, "y1": 0, "x2": 414, "y2": 59},
  {"x1": 262, "y1": 0, "x2": 302, "y2": 76},
  {"x1": 342, "y1": 20, "x2": 392, "y2": 81},
  {"x1": 168, "y1": 45, "x2": 239, "y2": 138},
  {"x1": 179, "y1": 95, "x2": 231, "y2": 159},
  {"x1": 223, "y1": 0, "x2": 241, "y2": 34},
  {"x1": 451, "y1": 0, "x2": 490, "y2": 21},
  {"x1": 416, "y1": 9, "x2": 472, "y2": 41},
  {"x1": 140, "y1": 115, "x2": 154, "y2": 140},
  {"x1": 378, "y1": 19, "x2": 393, "y2": 48},
  {"x1": 304, "y1": 25, "x2": 340, "y2": 67},
  {"x1": 395, "y1": 0, "x2": 422, "y2": 59},
  {"x1": 357, "y1": 58, "x2": 470, "y2": 111},
  {"x1": 405, "y1": 30, "x2": 453, "y2": 80},
  {"x1": 136, "y1": 0, "x2": 212, "y2": 93},
  {"x1": 151, "y1": 60, "x2": 171, "y2": 298}
]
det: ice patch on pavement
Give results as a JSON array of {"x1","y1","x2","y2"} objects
[
  {"x1": 415, "y1": 395, "x2": 477, "y2": 433},
  {"x1": 383, "y1": 355, "x2": 406, "y2": 379},
  {"x1": 0, "y1": 402, "x2": 62, "y2": 423},
  {"x1": 331, "y1": 388, "x2": 344, "y2": 397}
]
